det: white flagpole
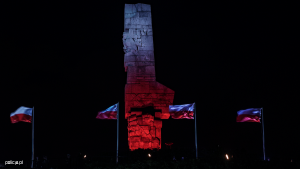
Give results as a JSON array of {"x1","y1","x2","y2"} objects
[
  {"x1": 261, "y1": 107, "x2": 265, "y2": 160},
  {"x1": 116, "y1": 102, "x2": 119, "y2": 164},
  {"x1": 194, "y1": 102, "x2": 198, "y2": 159},
  {"x1": 31, "y1": 106, "x2": 34, "y2": 168}
]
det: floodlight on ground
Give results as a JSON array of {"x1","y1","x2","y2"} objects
[{"x1": 225, "y1": 154, "x2": 229, "y2": 160}]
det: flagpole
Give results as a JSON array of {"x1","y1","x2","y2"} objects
[
  {"x1": 261, "y1": 107, "x2": 265, "y2": 160},
  {"x1": 194, "y1": 102, "x2": 198, "y2": 159},
  {"x1": 31, "y1": 106, "x2": 34, "y2": 168},
  {"x1": 116, "y1": 102, "x2": 119, "y2": 164}
]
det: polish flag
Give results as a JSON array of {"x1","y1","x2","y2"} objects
[
  {"x1": 236, "y1": 108, "x2": 261, "y2": 122},
  {"x1": 10, "y1": 106, "x2": 33, "y2": 123},
  {"x1": 169, "y1": 103, "x2": 194, "y2": 119},
  {"x1": 96, "y1": 103, "x2": 118, "y2": 119}
]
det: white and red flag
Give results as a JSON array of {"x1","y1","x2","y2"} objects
[
  {"x1": 96, "y1": 103, "x2": 118, "y2": 119},
  {"x1": 10, "y1": 106, "x2": 33, "y2": 123},
  {"x1": 169, "y1": 103, "x2": 195, "y2": 119},
  {"x1": 236, "y1": 108, "x2": 261, "y2": 122}
]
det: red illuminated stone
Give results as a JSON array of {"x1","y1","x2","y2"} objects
[{"x1": 123, "y1": 3, "x2": 175, "y2": 151}]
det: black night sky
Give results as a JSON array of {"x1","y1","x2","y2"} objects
[{"x1": 1, "y1": 1, "x2": 297, "y2": 163}]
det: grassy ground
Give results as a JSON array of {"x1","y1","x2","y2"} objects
[{"x1": 2, "y1": 158, "x2": 299, "y2": 169}]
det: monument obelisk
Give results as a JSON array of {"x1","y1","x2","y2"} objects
[{"x1": 123, "y1": 3, "x2": 175, "y2": 151}]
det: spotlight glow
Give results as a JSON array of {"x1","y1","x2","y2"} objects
[{"x1": 225, "y1": 154, "x2": 229, "y2": 160}]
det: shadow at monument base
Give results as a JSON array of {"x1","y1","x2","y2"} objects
[{"x1": 117, "y1": 148, "x2": 196, "y2": 162}]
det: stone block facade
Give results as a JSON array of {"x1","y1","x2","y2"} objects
[{"x1": 123, "y1": 3, "x2": 175, "y2": 151}]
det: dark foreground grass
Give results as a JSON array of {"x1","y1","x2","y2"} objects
[
  {"x1": 3, "y1": 158, "x2": 299, "y2": 169},
  {"x1": 85, "y1": 159, "x2": 298, "y2": 169}
]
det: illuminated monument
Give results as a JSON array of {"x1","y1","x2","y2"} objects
[{"x1": 123, "y1": 3, "x2": 175, "y2": 151}]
